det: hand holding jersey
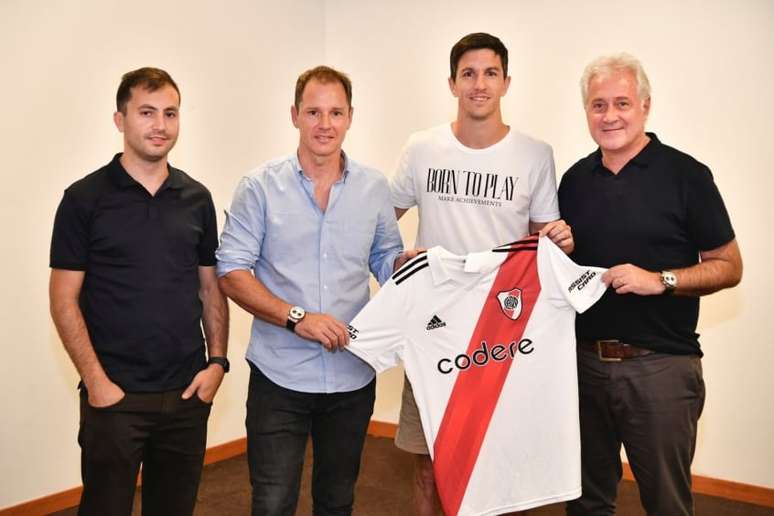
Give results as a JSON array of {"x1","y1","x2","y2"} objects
[
  {"x1": 294, "y1": 312, "x2": 350, "y2": 352},
  {"x1": 537, "y1": 219, "x2": 574, "y2": 255},
  {"x1": 561, "y1": 53, "x2": 741, "y2": 516},
  {"x1": 216, "y1": 66, "x2": 404, "y2": 515},
  {"x1": 603, "y1": 263, "x2": 667, "y2": 296}
]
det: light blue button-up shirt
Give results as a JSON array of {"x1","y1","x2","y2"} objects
[{"x1": 216, "y1": 153, "x2": 403, "y2": 393}]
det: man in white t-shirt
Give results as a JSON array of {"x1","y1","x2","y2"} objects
[{"x1": 390, "y1": 32, "x2": 574, "y2": 515}]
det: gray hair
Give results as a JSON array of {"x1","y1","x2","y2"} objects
[{"x1": 580, "y1": 53, "x2": 651, "y2": 106}]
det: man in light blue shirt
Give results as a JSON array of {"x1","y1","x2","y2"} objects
[{"x1": 217, "y1": 65, "x2": 404, "y2": 516}]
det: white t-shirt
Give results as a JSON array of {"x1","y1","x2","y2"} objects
[
  {"x1": 390, "y1": 124, "x2": 560, "y2": 254},
  {"x1": 347, "y1": 236, "x2": 608, "y2": 515}
]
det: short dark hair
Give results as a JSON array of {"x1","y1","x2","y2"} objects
[
  {"x1": 294, "y1": 66, "x2": 352, "y2": 110},
  {"x1": 450, "y1": 32, "x2": 509, "y2": 80},
  {"x1": 116, "y1": 67, "x2": 180, "y2": 114}
]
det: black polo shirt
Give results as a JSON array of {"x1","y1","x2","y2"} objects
[
  {"x1": 558, "y1": 134, "x2": 735, "y2": 356},
  {"x1": 50, "y1": 154, "x2": 218, "y2": 391}
]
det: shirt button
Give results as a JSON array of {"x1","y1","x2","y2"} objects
[
  {"x1": 323, "y1": 253, "x2": 328, "y2": 259},
  {"x1": 323, "y1": 285, "x2": 328, "y2": 290}
]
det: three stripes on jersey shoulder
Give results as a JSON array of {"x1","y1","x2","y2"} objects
[{"x1": 391, "y1": 251, "x2": 429, "y2": 286}]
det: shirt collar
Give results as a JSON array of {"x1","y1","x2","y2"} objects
[
  {"x1": 630, "y1": 132, "x2": 660, "y2": 167},
  {"x1": 427, "y1": 247, "x2": 452, "y2": 285},
  {"x1": 427, "y1": 246, "x2": 505, "y2": 287},
  {"x1": 590, "y1": 132, "x2": 661, "y2": 174},
  {"x1": 293, "y1": 151, "x2": 352, "y2": 183},
  {"x1": 108, "y1": 153, "x2": 136, "y2": 189},
  {"x1": 164, "y1": 166, "x2": 186, "y2": 189},
  {"x1": 107, "y1": 153, "x2": 184, "y2": 190}
]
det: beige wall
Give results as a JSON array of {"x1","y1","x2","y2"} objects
[{"x1": 1, "y1": 0, "x2": 772, "y2": 509}]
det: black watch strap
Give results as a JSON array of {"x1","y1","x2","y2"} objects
[
  {"x1": 286, "y1": 318, "x2": 298, "y2": 332},
  {"x1": 208, "y1": 356, "x2": 230, "y2": 373}
]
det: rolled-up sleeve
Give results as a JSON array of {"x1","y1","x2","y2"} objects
[
  {"x1": 216, "y1": 175, "x2": 266, "y2": 277},
  {"x1": 369, "y1": 181, "x2": 404, "y2": 285}
]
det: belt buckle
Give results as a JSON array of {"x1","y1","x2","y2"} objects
[{"x1": 596, "y1": 339, "x2": 622, "y2": 362}]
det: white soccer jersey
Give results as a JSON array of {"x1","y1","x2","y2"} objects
[{"x1": 347, "y1": 235, "x2": 608, "y2": 516}]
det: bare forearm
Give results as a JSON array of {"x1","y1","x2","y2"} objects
[
  {"x1": 218, "y1": 270, "x2": 291, "y2": 327},
  {"x1": 673, "y1": 254, "x2": 742, "y2": 296},
  {"x1": 49, "y1": 297, "x2": 109, "y2": 389},
  {"x1": 201, "y1": 286, "x2": 229, "y2": 358},
  {"x1": 219, "y1": 270, "x2": 349, "y2": 351},
  {"x1": 50, "y1": 270, "x2": 124, "y2": 406},
  {"x1": 605, "y1": 240, "x2": 742, "y2": 297}
]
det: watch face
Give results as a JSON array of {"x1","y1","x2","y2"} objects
[
  {"x1": 289, "y1": 306, "x2": 305, "y2": 320},
  {"x1": 663, "y1": 272, "x2": 677, "y2": 288}
]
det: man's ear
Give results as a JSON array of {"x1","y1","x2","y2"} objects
[
  {"x1": 113, "y1": 111, "x2": 125, "y2": 132},
  {"x1": 448, "y1": 76, "x2": 458, "y2": 98}
]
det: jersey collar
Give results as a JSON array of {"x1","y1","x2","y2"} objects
[{"x1": 428, "y1": 247, "x2": 506, "y2": 287}]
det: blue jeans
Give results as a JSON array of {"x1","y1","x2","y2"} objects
[{"x1": 246, "y1": 362, "x2": 375, "y2": 516}]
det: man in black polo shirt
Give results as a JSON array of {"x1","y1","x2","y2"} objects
[
  {"x1": 559, "y1": 54, "x2": 742, "y2": 516},
  {"x1": 49, "y1": 67, "x2": 229, "y2": 516}
]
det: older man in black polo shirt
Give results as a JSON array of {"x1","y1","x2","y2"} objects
[
  {"x1": 559, "y1": 54, "x2": 742, "y2": 516},
  {"x1": 49, "y1": 67, "x2": 229, "y2": 516}
]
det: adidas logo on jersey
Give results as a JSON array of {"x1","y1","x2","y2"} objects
[{"x1": 426, "y1": 315, "x2": 447, "y2": 330}]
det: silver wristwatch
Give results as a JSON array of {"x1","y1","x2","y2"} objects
[
  {"x1": 286, "y1": 305, "x2": 306, "y2": 332},
  {"x1": 660, "y1": 270, "x2": 677, "y2": 294}
]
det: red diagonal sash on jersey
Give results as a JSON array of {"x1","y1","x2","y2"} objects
[{"x1": 433, "y1": 242, "x2": 541, "y2": 515}]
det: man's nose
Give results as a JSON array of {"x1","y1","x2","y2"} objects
[
  {"x1": 151, "y1": 113, "x2": 167, "y2": 130},
  {"x1": 602, "y1": 107, "x2": 618, "y2": 123}
]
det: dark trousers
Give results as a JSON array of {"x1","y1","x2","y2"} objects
[
  {"x1": 246, "y1": 364, "x2": 376, "y2": 516},
  {"x1": 567, "y1": 348, "x2": 705, "y2": 516},
  {"x1": 78, "y1": 388, "x2": 211, "y2": 516}
]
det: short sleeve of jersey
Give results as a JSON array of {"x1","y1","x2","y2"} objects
[
  {"x1": 528, "y1": 146, "x2": 560, "y2": 223},
  {"x1": 198, "y1": 191, "x2": 219, "y2": 266},
  {"x1": 346, "y1": 276, "x2": 409, "y2": 373},
  {"x1": 389, "y1": 139, "x2": 417, "y2": 209},
  {"x1": 50, "y1": 189, "x2": 90, "y2": 271},
  {"x1": 538, "y1": 236, "x2": 608, "y2": 313},
  {"x1": 685, "y1": 165, "x2": 735, "y2": 251}
]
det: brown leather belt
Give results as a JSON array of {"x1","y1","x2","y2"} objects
[{"x1": 578, "y1": 339, "x2": 654, "y2": 362}]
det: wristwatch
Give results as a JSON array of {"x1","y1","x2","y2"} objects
[
  {"x1": 208, "y1": 356, "x2": 230, "y2": 373},
  {"x1": 286, "y1": 305, "x2": 306, "y2": 332},
  {"x1": 660, "y1": 270, "x2": 677, "y2": 294}
]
